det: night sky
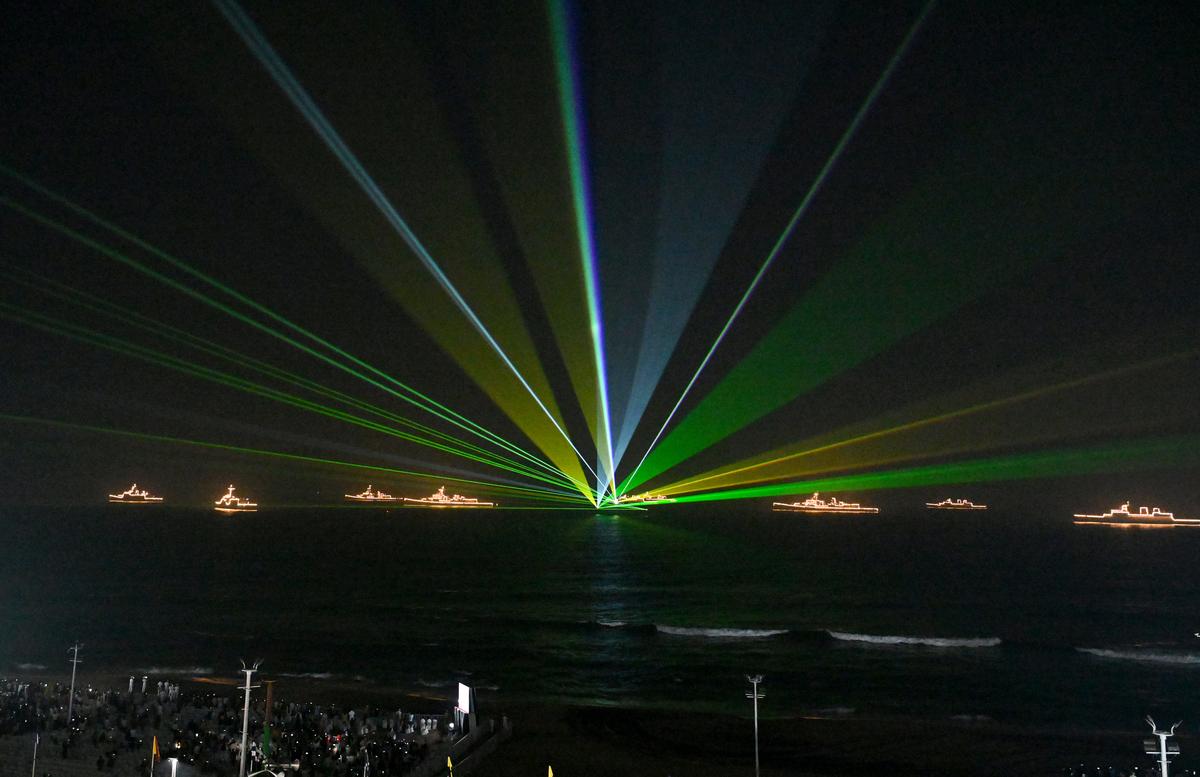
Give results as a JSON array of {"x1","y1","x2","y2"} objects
[{"x1": 1, "y1": 1, "x2": 1197, "y2": 508}]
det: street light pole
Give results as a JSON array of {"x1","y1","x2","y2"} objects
[
  {"x1": 1144, "y1": 716, "x2": 1181, "y2": 777},
  {"x1": 66, "y1": 643, "x2": 83, "y2": 731},
  {"x1": 745, "y1": 675, "x2": 764, "y2": 777},
  {"x1": 239, "y1": 661, "x2": 262, "y2": 777}
]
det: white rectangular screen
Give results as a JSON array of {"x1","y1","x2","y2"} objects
[{"x1": 457, "y1": 682, "x2": 471, "y2": 713}]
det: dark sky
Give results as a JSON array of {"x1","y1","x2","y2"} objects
[{"x1": 1, "y1": 1, "x2": 1197, "y2": 506}]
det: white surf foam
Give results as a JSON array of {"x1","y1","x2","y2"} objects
[
  {"x1": 279, "y1": 672, "x2": 334, "y2": 679},
  {"x1": 657, "y1": 626, "x2": 787, "y2": 638},
  {"x1": 1078, "y1": 648, "x2": 1200, "y2": 666},
  {"x1": 828, "y1": 631, "x2": 1001, "y2": 648},
  {"x1": 135, "y1": 666, "x2": 214, "y2": 675},
  {"x1": 15, "y1": 663, "x2": 46, "y2": 670},
  {"x1": 598, "y1": 620, "x2": 626, "y2": 628}
]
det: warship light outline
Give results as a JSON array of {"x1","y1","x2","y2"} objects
[
  {"x1": 616, "y1": 492, "x2": 674, "y2": 504},
  {"x1": 402, "y1": 486, "x2": 495, "y2": 508},
  {"x1": 108, "y1": 483, "x2": 164, "y2": 504},
  {"x1": 344, "y1": 484, "x2": 397, "y2": 502},
  {"x1": 772, "y1": 492, "x2": 879, "y2": 514},
  {"x1": 214, "y1": 484, "x2": 259, "y2": 514},
  {"x1": 925, "y1": 497, "x2": 987, "y2": 510},
  {"x1": 1073, "y1": 501, "x2": 1199, "y2": 528}
]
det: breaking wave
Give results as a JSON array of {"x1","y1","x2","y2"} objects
[
  {"x1": 828, "y1": 631, "x2": 1001, "y2": 648},
  {"x1": 135, "y1": 666, "x2": 214, "y2": 675},
  {"x1": 598, "y1": 620, "x2": 626, "y2": 628},
  {"x1": 279, "y1": 672, "x2": 335, "y2": 679},
  {"x1": 416, "y1": 678, "x2": 446, "y2": 688},
  {"x1": 1077, "y1": 648, "x2": 1200, "y2": 666},
  {"x1": 15, "y1": 663, "x2": 46, "y2": 670},
  {"x1": 656, "y1": 626, "x2": 788, "y2": 639}
]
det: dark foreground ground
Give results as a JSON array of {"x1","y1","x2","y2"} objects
[
  {"x1": 6, "y1": 671, "x2": 1192, "y2": 777},
  {"x1": 472, "y1": 702, "x2": 1195, "y2": 777}
]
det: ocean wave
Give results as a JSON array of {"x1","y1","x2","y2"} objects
[
  {"x1": 827, "y1": 631, "x2": 1001, "y2": 648},
  {"x1": 656, "y1": 626, "x2": 788, "y2": 639},
  {"x1": 598, "y1": 620, "x2": 626, "y2": 628},
  {"x1": 15, "y1": 663, "x2": 46, "y2": 670},
  {"x1": 1077, "y1": 648, "x2": 1200, "y2": 666},
  {"x1": 279, "y1": 672, "x2": 334, "y2": 679},
  {"x1": 135, "y1": 666, "x2": 214, "y2": 675},
  {"x1": 416, "y1": 678, "x2": 445, "y2": 688}
]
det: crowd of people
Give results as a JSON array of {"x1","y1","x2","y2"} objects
[{"x1": 1, "y1": 677, "x2": 455, "y2": 776}]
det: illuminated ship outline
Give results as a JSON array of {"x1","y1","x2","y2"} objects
[
  {"x1": 1072, "y1": 501, "x2": 1200, "y2": 528},
  {"x1": 344, "y1": 484, "x2": 397, "y2": 502},
  {"x1": 616, "y1": 492, "x2": 675, "y2": 504},
  {"x1": 402, "y1": 486, "x2": 495, "y2": 508},
  {"x1": 926, "y1": 498, "x2": 987, "y2": 510},
  {"x1": 107, "y1": 483, "x2": 164, "y2": 504},
  {"x1": 772, "y1": 492, "x2": 879, "y2": 514},
  {"x1": 214, "y1": 484, "x2": 258, "y2": 513}
]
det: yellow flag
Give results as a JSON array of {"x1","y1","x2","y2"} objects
[{"x1": 152, "y1": 735, "x2": 160, "y2": 761}]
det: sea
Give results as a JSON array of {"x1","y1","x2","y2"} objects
[{"x1": 3, "y1": 504, "x2": 1199, "y2": 736}]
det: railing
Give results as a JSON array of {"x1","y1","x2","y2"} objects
[{"x1": 407, "y1": 717, "x2": 512, "y2": 777}]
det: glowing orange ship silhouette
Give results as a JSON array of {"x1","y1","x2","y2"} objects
[
  {"x1": 772, "y1": 492, "x2": 879, "y2": 514},
  {"x1": 1073, "y1": 501, "x2": 1199, "y2": 528},
  {"x1": 402, "y1": 486, "x2": 495, "y2": 508},
  {"x1": 344, "y1": 485, "x2": 397, "y2": 502},
  {"x1": 616, "y1": 492, "x2": 674, "y2": 504},
  {"x1": 214, "y1": 484, "x2": 258, "y2": 514},
  {"x1": 108, "y1": 483, "x2": 164, "y2": 504},
  {"x1": 926, "y1": 498, "x2": 987, "y2": 511}
]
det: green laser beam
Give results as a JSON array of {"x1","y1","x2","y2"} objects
[
  {"x1": 668, "y1": 435, "x2": 1200, "y2": 504},
  {"x1": 619, "y1": 0, "x2": 938, "y2": 495},
  {"x1": 0, "y1": 185, "x2": 586, "y2": 492},
  {"x1": 0, "y1": 300, "x2": 581, "y2": 492},
  {"x1": 661, "y1": 350, "x2": 1198, "y2": 494},
  {"x1": 1, "y1": 262, "x2": 580, "y2": 490},
  {"x1": 0, "y1": 413, "x2": 588, "y2": 504},
  {"x1": 0, "y1": 167, "x2": 564, "y2": 473}
]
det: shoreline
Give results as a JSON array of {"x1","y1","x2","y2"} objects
[{"x1": 6, "y1": 669, "x2": 1189, "y2": 776}]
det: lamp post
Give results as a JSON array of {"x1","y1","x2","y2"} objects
[
  {"x1": 239, "y1": 661, "x2": 261, "y2": 777},
  {"x1": 168, "y1": 757, "x2": 179, "y2": 777},
  {"x1": 1143, "y1": 716, "x2": 1181, "y2": 777},
  {"x1": 745, "y1": 675, "x2": 764, "y2": 777},
  {"x1": 66, "y1": 643, "x2": 83, "y2": 731}
]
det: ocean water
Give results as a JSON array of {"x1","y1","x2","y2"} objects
[{"x1": 3, "y1": 505, "x2": 1199, "y2": 729}]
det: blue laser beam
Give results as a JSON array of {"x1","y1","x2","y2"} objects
[
  {"x1": 213, "y1": 0, "x2": 601, "y2": 500},
  {"x1": 621, "y1": 0, "x2": 937, "y2": 494},
  {"x1": 549, "y1": 0, "x2": 617, "y2": 502}
]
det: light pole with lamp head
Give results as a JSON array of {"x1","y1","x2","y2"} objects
[
  {"x1": 238, "y1": 661, "x2": 261, "y2": 777},
  {"x1": 746, "y1": 675, "x2": 764, "y2": 777}
]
